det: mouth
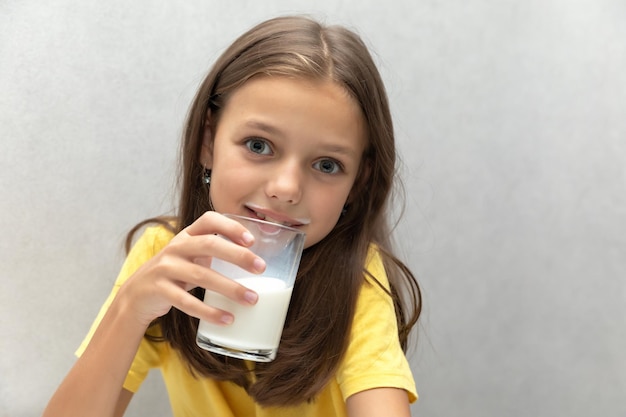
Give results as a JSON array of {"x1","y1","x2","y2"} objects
[{"x1": 245, "y1": 206, "x2": 309, "y2": 228}]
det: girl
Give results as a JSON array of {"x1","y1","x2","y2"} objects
[{"x1": 43, "y1": 15, "x2": 422, "y2": 417}]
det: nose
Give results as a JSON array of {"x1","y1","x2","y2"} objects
[{"x1": 265, "y1": 160, "x2": 303, "y2": 204}]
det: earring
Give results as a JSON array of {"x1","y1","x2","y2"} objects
[
  {"x1": 203, "y1": 168, "x2": 215, "y2": 211},
  {"x1": 341, "y1": 204, "x2": 348, "y2": 216}
]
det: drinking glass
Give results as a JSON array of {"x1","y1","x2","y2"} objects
[{"x1": 196, "y1": 214, "x2": 305, "y2": 362}]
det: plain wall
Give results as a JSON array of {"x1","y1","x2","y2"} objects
[{"x1": 1, "y1": 0, "x2": 624, "y2": 416}]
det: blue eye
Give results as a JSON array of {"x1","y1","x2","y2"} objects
[
  {"x1": 314, "y1": 159, "x2": 341, "y2": 174},
  {"x1": 245, "y1": 138, "x2": 272, "y2": 155}
]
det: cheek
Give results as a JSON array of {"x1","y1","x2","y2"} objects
[
  {"x1": 304, "y1": 213, "x2": 340, "y2": 248},
  {"x1": 208, "y1": 166, "x2": 248, "y2": 209},
  {"x1": 311, "y1": 186, "x2": 347, "y2": 214},
  {"x1": 304, "y1": 189, "x2": 349, "y2": 244}
]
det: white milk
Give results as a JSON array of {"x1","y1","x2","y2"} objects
[{"x1": 198, "y1": 277, "x2": 293, "y2": 350}]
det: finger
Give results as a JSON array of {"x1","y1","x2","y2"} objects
[
  {"x1": 185, "y1": 211, "x2": 255, "y2": 247},
  {"x1": 154, "y1": 259, "x2": 258, "y2": 306},
  {"x1": 188, "y1": 263, "x2": 260, "y2": 305},
  {"x1": 171, "y1": 234, "x2": 266, "y2": 275},
  {"x1": 168, "y1": 286, "x2": 236, "y2": 325}
]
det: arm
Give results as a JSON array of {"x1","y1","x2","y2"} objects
[
  {"x1": 42, "y1": 212, "x2": 265, "y2": 417},
  {"x1": 42, "y1": 291, "x2": 146, "y2": 417},
  {"x1": 113, "y1": 389, "x2": 134, "y2": 417},
  {"x1": 338, "y1": 248, "x2": 418, "y2": 416},
  {"x1": 346, "y1": 388, "x2": 412, "y2": 417}
]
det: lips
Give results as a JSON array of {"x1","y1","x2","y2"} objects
[
  {"x1": 252, "y1": 210, "x2": 296, "y2": 227},
  {"x1": 245, "y1": 206, "x2": 308, "y2": 227},
  {"x1": 253, "y1": 211, "x2": 284, "y2": 224}
]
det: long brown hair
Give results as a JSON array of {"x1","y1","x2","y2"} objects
[{"x1": 128, "y1": 15, "x2": 421, "y2": 406}]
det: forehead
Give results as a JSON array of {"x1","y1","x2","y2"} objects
[{"x1": 216, "y1": 76, "x2": 368, "y2": 153}]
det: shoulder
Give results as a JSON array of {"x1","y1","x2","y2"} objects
[
  {"x1": 115, "y1": 224, "x2": 176, "y2": 286},
  {"x1": 363, "y1": 244, "x2": 392, "y2": 295},
  {"x1": 334, "y1": 244, "x2": 417, "y2": 402},
  {"x1": 137, "y1": 223, "x2": 176, "y2": 248},
  {"x1": 129, "y1": 224, "x2": 176, "y2": 258}
]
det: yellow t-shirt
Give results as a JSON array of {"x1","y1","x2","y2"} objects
[{"x1": 77, "y1": 226, "x2": 417, "y2": 416}]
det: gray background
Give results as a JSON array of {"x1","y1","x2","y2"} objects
[{"x1": 1, "y1": 0, "x2": 624, "y2": 416}]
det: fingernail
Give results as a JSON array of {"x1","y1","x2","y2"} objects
[
  {"x1": 242, "y1": 231, "x2": 254, "y2": 245},
  {"x1": 244, "y1": 290, "x2": 258, "y2": 304},
  {"x1": 253, "y1": 257, "x2": 266, "y2": 272},
  {"x1": 220, "y1": 314, "x2": 234, "y2": 325}
]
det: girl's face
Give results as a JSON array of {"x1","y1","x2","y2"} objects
[{"x1": 202, "y1": 76, "x2": 367, "y2": 248}]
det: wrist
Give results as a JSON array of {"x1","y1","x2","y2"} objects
[{"x1": 108, "y1": 285, "x2": 153, "y2": 334}]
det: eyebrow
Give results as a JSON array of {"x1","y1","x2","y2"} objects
[
  {"x1": 317, "y1": 143, "x2": 359, "y2": 157},
  {"x1": 243, "y1": 120, "x2": 360, "y2": 157},
  {"x1": 244, "y1": 120, "x2": 283, "y2": 136}
]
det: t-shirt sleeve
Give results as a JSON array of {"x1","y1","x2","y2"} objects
[
  {"x1": 74, "y1": 226, "x2": 174, "y2": 392},
  {"x1": 335, "y1": 247, "x2": 418, "y2": 403}
]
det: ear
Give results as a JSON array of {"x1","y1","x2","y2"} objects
[{"x1": 199, "y1": 112, "x2": 214, "y2": 168}]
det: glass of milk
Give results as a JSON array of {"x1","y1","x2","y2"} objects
[{"x1": 196, "y1": 214, "x2": 305, "y2": 362}]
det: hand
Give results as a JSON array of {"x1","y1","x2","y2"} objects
[{"x1": 116, "y1": 211, "x2": 266, "y2": 328}]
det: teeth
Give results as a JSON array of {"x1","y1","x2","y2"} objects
[{"x1": 255, "y1": 211, "x2": 292, "y2": 227}]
